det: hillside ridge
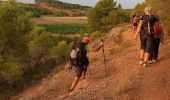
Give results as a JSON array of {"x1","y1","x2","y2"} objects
[{"x1": 13, "y1": 24, "x2": 170, "y2": 100}]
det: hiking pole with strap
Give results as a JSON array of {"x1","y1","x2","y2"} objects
[{"x1": 101, "y1": 39, "x2": 107, "y2": 77}]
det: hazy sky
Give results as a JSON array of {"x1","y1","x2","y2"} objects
[{"x1": 17, "y1": 0, "x2": 145, "y2": 9}]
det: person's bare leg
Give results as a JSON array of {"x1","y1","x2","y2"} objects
[
  {"x1": 144, "y1": 52, "x2": 150, "y2": 63},
  {"x1": 133, "y1": 26, "x2": 135, "y2": 33},
  {"x1": 140, "y1": 49, "x2": 144, "y2": 60},
  {"x1": 70, "y1": 76, "x2": 80, "y2": 91}
]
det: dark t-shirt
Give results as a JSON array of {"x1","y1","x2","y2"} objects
[{"x1": 140, "y1": 15, "x2": 157, "y2": 32}]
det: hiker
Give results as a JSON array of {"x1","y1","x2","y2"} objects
[
  {"x1": 148, "y1": 15, "x2": 164, "y2": 64},
  {"x1": 135, "y1": 6, "x2": 157, "y2": 67},
  {"x1": 69, "y1": 37, "x2": 103, "y2": 92},
  {"x1": 131, "y1": 13, "x2": 139, "y2": 33}
]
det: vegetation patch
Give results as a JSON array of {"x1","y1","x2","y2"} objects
[
  {"x1": 114, "y1": 68, "x2": 141, "y2": 95},
  {"x1": 87, "y1": 0, "x2": 131, "y2": 32},
  {"x1": 39, "y1": 24, "x2": 87, "y2": 34}
]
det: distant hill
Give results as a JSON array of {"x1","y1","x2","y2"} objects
[{"x1": 35, "y1": 0, "x2": 91, "y2": 16}]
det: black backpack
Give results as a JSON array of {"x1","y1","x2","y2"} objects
[
  {"x1": 70, "y1": 41, "x2": 88, "y2": 67},
  {"x1": 141, "y1": 15, "x2": 156, "y2": 35}
]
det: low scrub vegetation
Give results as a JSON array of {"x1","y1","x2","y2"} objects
[
  {"x1": 39, "y1": 24, "x2": 87, "y2": 34},
  {"x1": 87, "y1": 0, "x2": 130, "y2": 32},
  {"x1": 0, "y1": 1, "x2": 79, "y2": 99},
  {"x1": 114, "y1": 68, "x2": 140, "y2": 95}
]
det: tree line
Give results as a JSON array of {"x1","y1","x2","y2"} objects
[
  {"x1": 35, "y1": 0, "x2": 90, "y2": 10},
  {"x1": 87, "y1": 0, "x2": 131, "y2": 32}
]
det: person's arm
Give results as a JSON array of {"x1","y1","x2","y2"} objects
[
  {"x1": 92, "y1": 44, "x2": 103, "y2": 52},
  {"x1": 135, "y1": 20, "x2": 143, "y2": 40},
  {"x1": 86, "y1": 42, "x2": 103, "y2": 52}
]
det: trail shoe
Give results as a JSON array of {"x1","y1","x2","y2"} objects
[
  {"x1": 148, "y1": 60, "x2": 152, "y2": 64},
  {"x1": 152, "y1": 59, "x2": 157, "y2": 63},
  {"x1": 143, "y1": 62, "x2": 147, "y2": 68},
  {"x1": 139, "y1": 60, "x2": 144, "y2": 65}
]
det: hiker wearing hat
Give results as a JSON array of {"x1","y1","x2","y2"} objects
[
  {"x1": 69, "y1": 37, "x2": 103, "y2": 92},
  {"x1": 135, "y1": 6, "x2": 157, "y2": 67}
]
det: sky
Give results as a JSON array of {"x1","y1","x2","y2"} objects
[{"x1": 16, "y1": 0, "x2": 145, "y2": 9}]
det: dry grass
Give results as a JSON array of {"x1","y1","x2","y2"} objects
[
  {"x1": 65, "y1": 81, "x2": 72, "y2": 91},
  {"x1": 109, "y1": 41, "x2": 131, "y2": 55},
  {"x1": 33, "y1": 16, "x2": 88, "y2": 25},
  {"x1": 115, "y1": 77, "x2": 131, "y2": 95},
  {"x1": 114, "y1": 68, "x2": 140, "y2": 95}
]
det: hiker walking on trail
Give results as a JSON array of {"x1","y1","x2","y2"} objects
[
  {"x1": 69, "y1": 37, "x2": 103, "y2": 92},
  {"x1": 135, "y1": 6, "x2": 157, "y2": 67},
  {"x1": 148, "y1": 15, "x2": 164, "y2": 64},
  {"x1": 131, "y1": 13, "x2": 139, "y2": 33}
]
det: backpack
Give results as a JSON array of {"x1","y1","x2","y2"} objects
[
  {"x1": 70, "y1": 41, "x2": 88, "y2": 67},
  {"x1": 141, "y1": 15, "x2": 156, "y2": 35},
  {"x1": 132, "y1": 17, "x2": 138, "y2": 26},
  {"x1": 154, "y1": 22, "x2": 162, "y2": 36}
]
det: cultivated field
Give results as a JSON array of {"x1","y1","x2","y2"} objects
[{"x1": 33, "y1": 16, "x2": 88, "y2": 25}]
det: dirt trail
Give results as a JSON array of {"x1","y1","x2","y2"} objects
[
  {"x1": 13, "y1": 24, "x2": 170, "y2": 100},
  {"x1": 135, "y1": 44, "x2": 170, "y2": 100}
]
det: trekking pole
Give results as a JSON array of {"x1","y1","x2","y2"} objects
[
  {"x1": 101, "y1": 39, "x2": 107, "y2": 77},
  {"x1": 87, "y1": 52, "x2": 91, "y2": 76},
  {"x1": 88, "y1": 65, "x2": 91, "y2": 76}
]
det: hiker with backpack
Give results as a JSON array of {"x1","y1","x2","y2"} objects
[
  {"x1": 135, "y1": 6, "x2": 157, "y2": 67},
  {"x1": 131, "y1": 13, "x2": 139, "y2": 33},
  {"x1": 68, "y1": 37, "x2": 103, "y2": 92},
  {"x1": 148, "y1": 15, "x2": 164, "y2": 64}
]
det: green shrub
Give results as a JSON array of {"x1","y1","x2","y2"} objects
[
  {"x1": 87, "y1": 0, "x2": 130, "y2": 32},
  {"x1": 51, "y1": 41, "x2": 70, "y2": 63},
  {"x1": 40, "y1": 8, "x2": 52, "y2": 15},
  {"x1": 72, "y1": 11, "x2": 86, "y2": 16},
  {"x1": 90, "y1": 31, "x2": 103, "y2": 41},
  {"x1": 39, "y1": 24, "x2": 87, "y2": 34}
]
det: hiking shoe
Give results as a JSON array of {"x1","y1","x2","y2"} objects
[
  {"x1": 152, "y1": 59, "x2": 157, "y2": 63},
  {"x1": 148, "y1": 60, "x2": 152, "y2": 64},
  {"x1": 139, "y1": 60, "x2": 144, "y2": 65},
  {"x1": 143, "y1": 63, "x2": 147, "y2": 68}
]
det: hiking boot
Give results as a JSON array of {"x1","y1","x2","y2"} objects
[
  {"x1": 139, "y1": 60, "x2": 144, "y2": 65},
  {"x1": 143, "y1": 62, "x2": 147, "y2": 68},
  {"x1": 148, "y1": 60, "x2": 152, "y2": 64},
  {"x1": 152, "y1": 59, "x2": 157, "y2": 63}
]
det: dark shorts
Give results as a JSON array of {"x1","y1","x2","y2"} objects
[
  {"x1": 75, "y1": 66, "x2": 87, "y2": 78},
  {"x1": 140, "y1": 33, "x2": 154, "y2": 53},
  {"x1": 71, "y1": 57, "x2": 89, "y2": 78}
]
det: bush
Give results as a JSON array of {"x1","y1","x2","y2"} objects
[
  {"x1": 0, "y1": 1, "x2": 33, "y2": 98},
  {"x1": 72, "y1": 11, "x2": 86, "y2": 16},
  {"x1": 52, "y1": 41, "x2": 70, "y2": 63},
  {"x1": 87, "y1": 0, "x2": 130, "y2": 32},
  {"x1": 0, "y1": 63, "x2": 23, "y2": 84},
  {"x1": 117, "y1": 10, "x2": 131, "y2": 23},
  {"x1": 90, "y1": 31, "x2": 103, "y2": 41},
  {"x1": 40, "y1": 8, "x2": 52, "y2": 15}
]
